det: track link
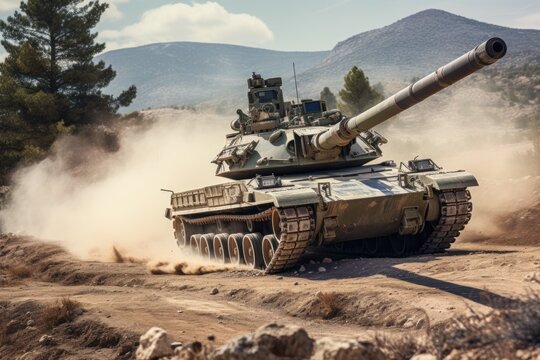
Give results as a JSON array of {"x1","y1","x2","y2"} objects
[
  {"x1": 265, "y1": 206, "x2": 315, "y2": 274},
  {"x1": 180, "y1": 208, "x2": 273, "y2": 225},
  {"x1": 417, "y1": 188, "x2": 473, "y2": 254}
]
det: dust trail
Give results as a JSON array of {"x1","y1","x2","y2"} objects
[
  {"x1": 0, "y1": 109, "x2": 229, "y2": 261},
  {"x1": 147, "y1": 259, "x2": 249, "y2": 275}
]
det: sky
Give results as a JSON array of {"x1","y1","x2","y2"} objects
[{"x1": 0, "y1": 0, "x2": 539, "y2": 56}]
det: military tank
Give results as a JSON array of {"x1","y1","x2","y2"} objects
[{"x1": 164, "y1": 37, "x2": 507, "y2": 273}]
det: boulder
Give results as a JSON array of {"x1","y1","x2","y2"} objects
[
  {"x1": 212, "y1": 323, "x2": 314, "y2": 360},
  {"x1": 38, "y1": 334, "x2": 58, "y2": 346},
  {"x1": 173, "y1": 341, "x2": 204, "y2": 360},
  {"x1": 136, "y1": 327, "x2": 172, "y2": 360},
  {"x1": 411, "y1": 355, "x2": 437, "y2": 360},
  {"x1": 312, "y1": 337, "x2": 385, "y2": 360}
]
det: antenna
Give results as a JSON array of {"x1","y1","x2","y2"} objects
[{"x1": 293, "y1": 62, "x2": 300, "y2": 105}]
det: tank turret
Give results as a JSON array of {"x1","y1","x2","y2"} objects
[{"x1": 214, "y1": 38, "x2": 506, "y2": 180}]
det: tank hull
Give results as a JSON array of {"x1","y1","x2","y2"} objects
[{"x1": 166, "y1": 163, "x2": 477, "y2": 273}]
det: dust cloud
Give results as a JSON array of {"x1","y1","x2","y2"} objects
[
  {"x1": 377, "y1": 85, "x2": 539, "y2": 240},
  {"x1": 0, "y1": 85, "x2": 536, "y2": 258},
  {"x1": 0, "y1": 109, "x2": 229, "y2": 261}
]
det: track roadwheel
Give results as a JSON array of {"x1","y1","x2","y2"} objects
[
  {"x1": 213, "y1": 233, "x2": 229, "y2": 263},
  {"x1": 190, "y1": 234, "x2": 201, "y2": 254},
  {"x1": 390, "y1": 235, "x2": 408, "y2": 256},
  {"x1": 262, "y1": 235, "x2": 279, "y2": 268},
  {"x1": 174, "y1": 218, "x2": 187, "y2": 248},
  {"x1": 365, "y1": 238, "x2": 378, "y2": 255},
  {"x1": 199, "y1": 233, "x2": 215, "y2": 259},
  {"x1": 242, "y1": 233, "x2": 263, "y2": 269},
  {"x1": 228, "y1": 233, "x2": 244, "y2": 265}
]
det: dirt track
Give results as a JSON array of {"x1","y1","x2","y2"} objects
[{"x1": 1, "y1": 233, "x2": 539, "y2": 359}]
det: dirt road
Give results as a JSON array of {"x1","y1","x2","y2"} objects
[{"x1": 1, "y1": 234, "x2": 539, "y2": 357}]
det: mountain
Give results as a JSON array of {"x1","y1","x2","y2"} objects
[
  {"x1": 98, "y1": 9, "x2": 540, "y2": 111},
  {"x1": 296, "y1": 9, "x2": 540, "y2": 94},
  {"x1": 97, "y1": 42, "x2": 328, "y2": 111}
]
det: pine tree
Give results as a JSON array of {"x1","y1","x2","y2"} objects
[
  {"x1": 338, "y1": 66, "x2": 383, "y2": 116},
  {"x1": 0, "y1": 0, "x2": 136, "y2": 126},
  {"x1": 0, "y1": 0, "x2": 136, "y2": 184},
  {"x1": 320, "y1": 87, "x2": 337, "y2": 110}
]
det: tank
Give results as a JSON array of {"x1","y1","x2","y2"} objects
[{"x1": 164, "y1": 37, "x2": 507, "y2": 273}]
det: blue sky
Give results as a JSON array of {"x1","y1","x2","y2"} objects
[{"x1": 0, "y1": 0, "x2": 539, "y2": 53}]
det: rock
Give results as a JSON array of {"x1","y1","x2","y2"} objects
[
  {"x1": 309, "y1": 260, "x2": 316, "y2": 265},
  {"x1": 212, "y1": 323, "x2": 314, "y2": 360},
  {"x1": 211, "y1": 287, "x2": 219, "y2": 295},
  {"x1": 6, "y1": 320, "x2": 21, "y2": 334},
  {"x1": 444, "y1": 349, "x2": 476, "y2": 360},
  {"x1": 411, "y1": 355, "x2": 437, "y2": 360},
  {"x1": 177, "y1": 310, "x2": 183, "y2": 314},
  {"x1": 524, "y1": 272, "x2": 540, "y2": 283},
  {"x1": 299, "y1": 265, "x2": 306, "y2": 272},
  {"x1": 26, "y1": 319, "x2": 35, "y2": 327},
  {"x1": 38, "y1": 334, "x2": 57, "y2": 346},
  {"x1": 318, "y1": 267, "x2": 326, "y2": 273},
  {"x1": 74, "y1": 307, "x2": 84, "y2": 316},
  {"x1": 14, "y1": 249, "x2": 25, "y2": 257},
  {"x1": 208, "y1": 335, "x2": 216, "y2": 341},
  {"x1": 174, "y1": 341, "x2": 203, "y2": 359},
  {"x1": 277, "y1": 276, "x2": 283, "y2": 280},
  {"x1": 312, "y1": 338, "x2": 385, "y2": 360},
  {"x1": 403, "y1": 319, "x2": 415, "y2": 328},
  {"x1": 217, "y1": 314, "x2": 224, "y2": 320},
  {"x1": 322, "y1": 258, "x2": 333, "y2": 264},
  {"x1": 294, "y1": 282, "x2": 299, "y2": 286},
  {"x1": 170, "y1": 341, "x2": 183, "y2": 350},
  {"x1": 136, "y1": 327, "x2": 172, "y2": 360}
]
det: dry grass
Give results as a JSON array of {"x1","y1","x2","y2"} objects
[
  {"x1": 40, "y1": 297, "x2": 82, "y2": 330},
  {"x1": 316, "y1": 291, "x2": 341, "y2": 319},
  {"x1": 7, "y1": 264, "x2": 33, "y2": 279},
  {"x1": 373, "y1": 293, "x2": 540, "y2": 359}
]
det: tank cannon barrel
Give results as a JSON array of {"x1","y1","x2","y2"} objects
[{"x1": 313, "y1": 37, "x2": 507, "y2": 151}]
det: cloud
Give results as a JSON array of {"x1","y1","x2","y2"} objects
[
  {"x1": 0, "y1": 0, "x2": 19, "y2": 12},
  {"x1": 102, "y1": 0, "x2": 129, "y2": 20},
  {"x1": 100, "y1": 1, "x2": 273, "y2": 50}
]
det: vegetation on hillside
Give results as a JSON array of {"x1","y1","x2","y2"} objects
[
  {"x1": 0, "y1": 0, "x2": 137, "y2": 185},
  {"x1": 338, "y1": 66, "x2": 384, "y2": 116},
  {"x1": 320, "y1": 87, "x2": 337, "y2": 110},
  {"x1": 482, "y1": 65, "x2": 540, "y2": 170}
]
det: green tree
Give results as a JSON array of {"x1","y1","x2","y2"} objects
[
  {"x1": 0, "y1": 0, "x2": 136, "y2": 184},
  {"x1": 0, "y1": 0, "x2": 136, "y2": 126},
  {"x1": 338, "y1": 66, "x2": 383, "y2": 116},
  {"x1": 320, "y1": 86, "x2": 337, "y2": 110}
]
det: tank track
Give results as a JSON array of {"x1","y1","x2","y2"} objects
[
  {"x1": 265, "y1": 206, "x2": 315, "y2": 274},
  {"x1": 176, "y1": 206, "x2": 315, "y2": 273},
  {"x1": 182, "y1": 208, "x2": 273, "y2": 225},
  {"x1": 417, "y1": 188, "x2": 472, "y2": 254}
]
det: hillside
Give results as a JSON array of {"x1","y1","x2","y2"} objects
[
  {"x1": 97, "y1": 42, "x2": 328, "y2": 111},
  {"x1": 98, "y1": 9, "x2": 540, "y2": 111},
  {"x1": 296, "y1": 9, "x2": 540, "y2": 95}
]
